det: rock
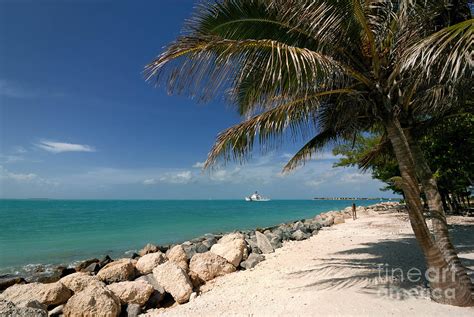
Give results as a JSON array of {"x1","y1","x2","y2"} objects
[
  {"x1": 63, "y1": 285, "x2": 121, "y2": 317},
  {"x1": 181, "y1": 243, "x2": 197, "y2": 260},
  {"x1": 217, "y1": 232, "x2": 245, "y2": 244},
  {"x1": 0, "y1": 275, "x2": 26, "y2": 291},
  {"x1": 189, "y1": 252, "x2": 236, "y2": 283},
  {"x1": 255, "y1": 231, "x2": 274, "y2": 254},
  {"x1": 75, "y1": 258, "x2": 99, "y2": 272},
  {"x1": 136, "y1": 251, "x2": 167, "y2": 274},
  {"x1": 0, "y1": 299, "x2": 47, "y2": 317},
  {"x1": 138, "y1": 243, "x2": 159, "y2": 257},
  {"x1": 240, "y1": 253, "x2": 265, "y2": 270},
  {"x1": 135, "y1": 274, "x2": 165, "y2": 294},
  {"x1": 152, "y1": 262, "x2": 193, "y2": 304},
  {"x1": 99, "y1": 255, "x2": 113, "y2": 268},
  {"x1": 135, "y1": 274, "x2": 166, "y2": 306},
  {"x1": 189, "y1": 292, "x2": 197, "y2": 302},
  {"x1": 126, "y1": 303, "x2": 141, "y2": 317},
  {"x1": 83, "y1": 262, "x2": 100, "y2": 273},
  {"x1": 167, "y1": 245, "x2": 189, "y2": 271},
  {"x1": 48, "y1": 304, "x2": 63, "y2": 316},
  {"x1": 291, "y1": 229, "x2": 310, "y2": 241},
  {"x1": 1, "y1": 282, "x2": 71, "y2": 307},
  {"x1": 107, "y1": 280, "x2": 154, "y2": 306},
  {"x1": 201, "y1": 237, "x2": 217, "y2": 249},
  {"x1": 269, "y1": 236, "x2": 283, "y2": 249},
  {"x1": 334, "y1": 215, "x2": 345, "y2": 224},
  {"x1": 97, "y1": 259, "x2": 136, "y2": 284},
  {"x1": 194, "y1": 242, "x2": 209, "y2": 253},
  {"x1": 292, "y1": 221, "x2": 305, "y2": 231},
  {"x1": 60, "y1": 272, "x2": 104, "y2": 293},
  {"x1": 210, "y1": 238, "x2": 247, "y2": 267}
]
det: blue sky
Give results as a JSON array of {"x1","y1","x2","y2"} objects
[{"x1": 0, "y1": 0, "x2": 395, "y2": 199}]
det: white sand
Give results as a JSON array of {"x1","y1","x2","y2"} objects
[{"x1": 144, "y1": 209, "x2": 474, "y2": 316}]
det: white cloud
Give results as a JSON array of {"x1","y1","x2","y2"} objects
[
  {"x1": 13, "y1": 146, "x2": 27, "y2": 154},
  {"x1": 159, "y1": 170, "x2": 194, "y2": 184},
  {"x1": 36, "y1": 140, "x2": 96, "y2": 153},
  {"x1": 338, "y1": 172, "x2": 372, "y2": 184},
  {"x1": 0, "y1": 165, "x2": 58, "y2": 186},
  {"x1": 192, "y1": 161, "x2": 205, "y2": 168},
  {"x1": 0, "y1": 155, "x2": 25, "y2": 163},
  {"x1": 143, "y1": 178, "x2": 157, "y2": 185}
]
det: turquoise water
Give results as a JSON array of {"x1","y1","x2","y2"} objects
[{"x1": 0, "y1": 199, "x2": 383, "y2": 273}]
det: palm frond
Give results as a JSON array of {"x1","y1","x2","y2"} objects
[
  {"x1": 401, "y1": 19, "x2": 474, "y2": 84},
  {"x1": 204, "y1": 88, "x2": 354, "y2": 168}
]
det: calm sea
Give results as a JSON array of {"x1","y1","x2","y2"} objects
[{"x1": 0, "y1": 199, "x2": 383, "y2": 274}]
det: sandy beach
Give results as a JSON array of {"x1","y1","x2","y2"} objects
[{"x1": 145, "y1": 209, "x2": 474, "y2": 317}]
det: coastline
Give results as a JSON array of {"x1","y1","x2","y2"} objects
[
  {"x1": 1, "y1": 201, "x2": 472, "y2": 316},
  {"x1": 0, "y1": 199, "x2": 386, "y2": 278}
]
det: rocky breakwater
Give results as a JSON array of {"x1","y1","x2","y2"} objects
[{"x1": 0, "y1": 202, "x2": 400, "y2": 316}]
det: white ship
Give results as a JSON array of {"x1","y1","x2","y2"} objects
[{"x1": 245, "y1": 191, "x2": 270, "y2": 202}]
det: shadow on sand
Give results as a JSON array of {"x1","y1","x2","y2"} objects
[{"x1": 287, "y1": 220, "x2": 474, "y2": 300}]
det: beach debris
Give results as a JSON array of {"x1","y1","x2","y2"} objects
[
  {"x1": 153, "y1": 262, "x2": 193, "y2": 304},
  {"x1": 167, "y1": 245, "x2": 189, "y2": 271},
  {"x1": 210, "y1": 236, "x2": 247, "y2": 267},
  {"x1": 63, "y1": 284, "x2": 121, "y2": 317},
  {"x1": 1, "y1": 282, "x2": 72, "y2": 307},
  {"x1": 0, "y1": 299, "x2": 48, "y2": 317},
  {"x1": 189, "y1": 252, "x2": 236, "y2": 283},
  {"x1": 255, "y1": 231, "x2": 274, "y2": 254},
  {"x1": 240, "y1": 253, "x2": 265, "y2": 270},
  {"x1": 107, "y1": 280, "x2": 154, "y2": 306},
  {"x1": 97, "y1": 259, "x2": 136, "y2": 284},
  {"x1": 135, "y1": 251, "x2": 167, "y2": 275},
  {"x1": 60, "y1": 272, "x2": 104, "y2": 293}
]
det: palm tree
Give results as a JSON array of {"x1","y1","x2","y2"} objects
[{"x1": 146, "y1": 0, "x2": 473, "y2": 306}]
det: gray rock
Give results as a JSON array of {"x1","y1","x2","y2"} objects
[
  {"x1": 181, "y1": 243, "x2": 197, "y2": 260},
  {"x1": 135, "y1": 274, "x2": 165, "y2": 294},
  {"x1": 201, "y1": 237, "x2": 217, "y2": 249},
  {"x1": 255, "y1": 231, "x2": 274, "y2": 254},
  {"x1": 0, "y1": 275, "x2": 26, "y2": 291},
  {"x1": 75, "y1": 258, "x2": 99, "y2": 272},
  {"x1": 240, "y1": 253, "x2": 265, "y2": 270},
  {"x1": 138, "y1": 243, "x2": 159, "y2": 257},
  {"x1": 48, "y1": 304, "x2": 63, "y2": 316},
  {"x1": 0, "y1": 299, "x2": 47, "y2": 317},
  {"x1": 194, "y1": 242, "x2": 209, "y2": 253},
  {"x1": 291, "y1": 229, "x2": 310, "y2": 241},
  {"x1": 126, "y1": 303, "x2": 141, "y2": 317},
  {"x1": 269, "y1": 236, "x2": 283, "y2": 249}
]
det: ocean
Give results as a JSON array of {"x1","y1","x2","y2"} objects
[{"x1": 0, "y1": 199, "x2": 384, "y2": 275}]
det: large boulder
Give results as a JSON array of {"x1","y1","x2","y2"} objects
[
  {"x1": 60, "y1": 272, "x2": 104, "y2": 293},
  {"x1": 217, "y1": 232, "x2": 245, "y2": 244},
  {"x1": 167, "y1": 245, "x2": 189, "y2": 271},
  {"x1": 0, "y1": 299, "x2": 47, "y2": 317},
  {"x1": 135, "y1": 252, "x2": 167, "y2": 274},
  {"x1": 107, "y1": 280, "x2": 154, "y2": 306},
  {"x1": 240, "y1": 253, "x2": 265, "y2": 270},
  {"x1": 152, "y1": 262, "x2": 193, "y2": 304},
  {"x1": 189, "y1": 252, "x2": 236, "y2": 283},
  {"x1": 138, "y1": 243, "x2": 159, "y2": 257},
  {"x1": 63, "y1": 285, "x2": 121, "y2": 317},
  {"x1": 1, "y1": 282, "x2": 71, "y2": 307},
  {"x1": 255, "y1": 231, "x2": 274, "y2": 254},
  {"x1": 210, "y1": 238, "x2": 247, "y2": 267},
  {"x1": 97, "y1": 259, "x2": 136, "y2": 284},
  {"x1": 334, "y1": 215, "x2": 345, "y2": 224}
]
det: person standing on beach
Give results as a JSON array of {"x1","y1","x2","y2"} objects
[{"x1": 352, "y1": 203, "x2": 357, "y2": 220}]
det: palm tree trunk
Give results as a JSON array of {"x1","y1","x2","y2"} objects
[
  {"x1": 386, "y1": 117, "x2": 473, "y2": 306},
  {"x1": 404, "y1": 129, "x2": 474, "y2": 302}
]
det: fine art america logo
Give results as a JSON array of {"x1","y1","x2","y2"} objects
[{"x1": 376, "y1": 263, "x2": 457, "y2": 300}]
